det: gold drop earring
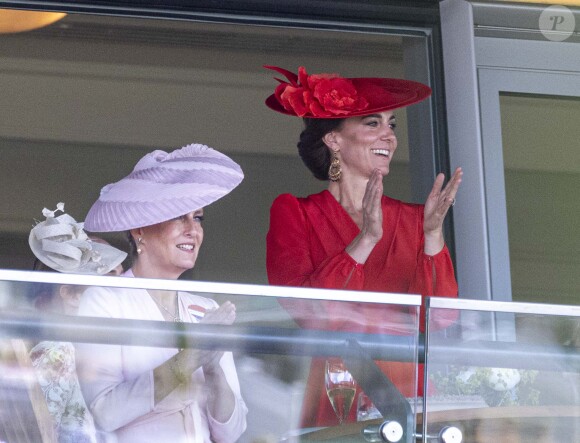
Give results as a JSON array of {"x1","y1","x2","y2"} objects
[{"x1": 328, "y1": 150, "x2": 342, "y2": 182}]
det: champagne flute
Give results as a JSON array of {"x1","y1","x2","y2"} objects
[{"x1": 325, "y1": 358, "x2": 356, "y2": 424}]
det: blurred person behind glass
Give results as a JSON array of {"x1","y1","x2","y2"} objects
[{"x1": 27, "y1": 203, "x2": 127, "y2": 443}]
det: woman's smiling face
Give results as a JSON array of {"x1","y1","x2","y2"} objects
[
  {"x1": 137, "y1": 209, "x2": 205, "y2": 279},
  {"x1": 326, "y1": 111, "x2": 398, "y2": 179}
]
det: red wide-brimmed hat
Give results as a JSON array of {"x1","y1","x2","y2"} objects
[{"x1": 264, "y1": 65, "x2": 431, "y2": 119}]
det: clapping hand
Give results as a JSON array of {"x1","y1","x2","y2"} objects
[
  {"x1": 201, "y1": 301, "x2": 236, "y2": 326},
  {"x1": 423, "y1": 167, "x2": 463, "y2": 255},
  {"x1": 360, "y1": 169, "x2": 384, "y2": 244},
  {"x1": 197, "y1": 301, "x2": 236, "y2": 372},
  {"x1": 345, "y1": 169, "x2": 384, "y2": 264}
]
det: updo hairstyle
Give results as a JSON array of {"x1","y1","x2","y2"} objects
[{"x1": 297, "y1": 117, "x2": 345, "y2": 181}]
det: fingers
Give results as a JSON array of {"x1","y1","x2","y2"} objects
[
  {"x1": 446, "y1": 167, "x2": 463, "y2": 192},
  {"x1": 429, "y1": 167, "x2": 463, "y2": 208},
  {"x1": 361, "y1": 170, "x2": 383, "y2": 242},
  {"x1": 429, "y1": 172, "x2": 446, "y2": 197},
  {"x1": 201, "y1": 301, "x2": 236, "y2": 325},
  {"x1": 365, "y1": 169, "x2": 383, "y2": 211},
  {"x1": 424, "y1": 167, "x2": 463, "y2": 235},
  {"x1": 443, "y1": 167, "x2": 463, "y2": 207}
]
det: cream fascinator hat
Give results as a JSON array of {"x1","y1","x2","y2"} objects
[{"x1": 29, "y1": 203, "x2": 127, "y2": 275}]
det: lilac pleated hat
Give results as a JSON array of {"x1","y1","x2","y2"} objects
[{"x1": 84, "y1": 143, "x2": 244, "y2": 232}]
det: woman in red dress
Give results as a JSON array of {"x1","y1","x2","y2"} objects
[{"x1": 264, "y1": 66, "x2": 462, "y2": 427}]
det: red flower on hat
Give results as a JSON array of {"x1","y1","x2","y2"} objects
[{"x1": 267, "y1": 66, "x2": 369, "y2": 118}]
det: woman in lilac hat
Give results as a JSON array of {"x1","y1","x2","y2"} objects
[
  {"x1": 75, "y1": 144, "x2": 247, "y2": 443},
  {"x1": 264, "y1": 66, "x2": 462, "y2": 426}
]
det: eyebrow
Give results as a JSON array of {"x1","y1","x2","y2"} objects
[{"x1": 361, "y1": 114, "x2": 396, "y2": 121}]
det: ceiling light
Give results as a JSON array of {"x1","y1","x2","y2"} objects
[{"x1": 0, "y1": 9, "x2": 66, "y2": 34}]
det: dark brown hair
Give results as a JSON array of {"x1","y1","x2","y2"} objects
[
  {"x1": 297, "y1": 117, "x2": 345, "y2": 180},
  {"x1": 127, "y1": 231, "x2": 138, "y2": 265}
]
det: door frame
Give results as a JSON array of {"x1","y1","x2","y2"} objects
[
  {"x1": 441, "y1": 0, "x2": 580, "y2": 301},
  {"x1": 478, "y1": 63, "x2": 580, "y2": 302}
]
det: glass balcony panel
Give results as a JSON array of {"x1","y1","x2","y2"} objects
[
  {"x1": 0, "y1": 270, "x2": 420, "y2": 442},
  {"x1": 425, "y1": 298, "x2": 580, "y2": 443}
]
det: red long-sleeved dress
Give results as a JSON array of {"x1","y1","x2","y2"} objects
[{"x1": 266, "y1": 190, "x2": 458, "y2": 427}]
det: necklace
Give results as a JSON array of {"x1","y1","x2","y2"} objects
[{"x1": 151, "y1": 292, "x2": 182, "y2": 323}]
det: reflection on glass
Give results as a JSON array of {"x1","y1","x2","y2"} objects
[
  {"x1": 1, "y1": 275, "x2": 421, "y2": 443},
  {"x1": 356, "y1": 391, "x2": 383, "y2": 422},
  {"x1": 426, "y1": 304, "x2": 580, "y2": 442}
]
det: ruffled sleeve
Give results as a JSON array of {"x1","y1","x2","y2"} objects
[
  {"x1": 408, "y1": 205, "x2": 458, "y2": 329},
  {"x1": 410, "y1": 248, "x2": 457, "y2": 297}
]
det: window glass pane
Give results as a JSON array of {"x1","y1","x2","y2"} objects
[
  {"x1": 0, "y1": 13, "x2": 420, "y2": 284},
  {"x1": 0, "y1": 273, "x2": 419, "y2": 442},
  {"x1": 500, "y1": 93, "x2": 580, "y2": 305},
  {"x1": 426, "y1": 300, "x2": 580, "y2": 442}
]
